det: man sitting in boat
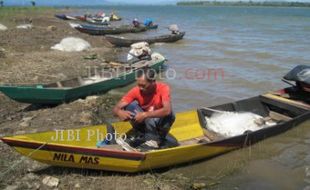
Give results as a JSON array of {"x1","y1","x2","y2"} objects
[
  {"x1": 113, "y1": 67, "x2": 175, "y2": 149},
  {"x1": 132, "y1": 18, "x2": 140, "y2": 27},
  {"x1": 169, "y1": 24, "x2": 180, "y2": 34},
  {"x1": 110, "y1": 11, "x2": 120, "y2": 21}
]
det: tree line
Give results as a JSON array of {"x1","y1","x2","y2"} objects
[{"x1": 177, "y1": 1, "x2": 310, "y2": 7}]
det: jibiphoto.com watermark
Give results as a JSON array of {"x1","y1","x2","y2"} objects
[
  {"x1": 85, "y1": 66, "x2": 225, "y2": 81},
  {"x1": 50, "y1": 129, "x2": 127, "y2": 142}
]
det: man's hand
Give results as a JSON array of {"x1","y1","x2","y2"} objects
[
  {"x1": 134, "y1": 111, "x2": 147, "y2": 123},
  {"x1": 113, "y1": 100, "x2": 132, "y2": 121},
  {"x1": 118, "y1": 110, "x2": 134, "y2": 121}
]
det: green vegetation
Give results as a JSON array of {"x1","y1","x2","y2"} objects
[
  {"x1": 0, "y1": 6, "x2": 54, "y2": 24},
  {"x1": 0, "y1": 6, "x2": 53, "y2": 22},
  {"x1": 177, "y1": 1, "x2": 310, "y2": 7}
]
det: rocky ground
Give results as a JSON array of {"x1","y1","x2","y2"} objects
[{"x1": 0, "y1": 8, "x2": 193, "y2": 190}]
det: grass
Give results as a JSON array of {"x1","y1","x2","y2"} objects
[
  {"x1": 0, "y1": 6, "x2": 55, "y2": 25},
  {"x1": 0, "y1": 6, "x2": 54, "y2": 22}
]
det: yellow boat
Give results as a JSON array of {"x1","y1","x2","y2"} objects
[{"x1": 1, "y1": 90, "x2": 309, "y2": 173}]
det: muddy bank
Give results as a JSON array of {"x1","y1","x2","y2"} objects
[{"x1": 0, "y1": 8, "x2": 186, "y2": 190}]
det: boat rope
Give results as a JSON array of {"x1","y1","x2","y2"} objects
[{"x1": 0, "y1": 142, "x2": 48, "y2": 180}]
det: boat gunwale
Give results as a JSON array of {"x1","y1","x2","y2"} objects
[
  {"x1": 106, "y1": 31, "x2": 186, "y2": 41},
  {"x1": 2, "y1": 110, "x2": 308, "y2": 157},
  {"x1": 1, "y1": 137, "x2": 146, "y2": 161}
]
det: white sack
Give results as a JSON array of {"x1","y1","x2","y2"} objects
[{"x1": 51, "y1": 37, "x2": 91, "y2": 52}]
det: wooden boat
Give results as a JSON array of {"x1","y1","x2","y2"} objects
[
  {"x1": 1, "y1": 88, "x2": 309, "y2": 172},
  {"x1": 83, "y1": 19, "x2": 109, "y2": 26},
  {"x1": 74, "y1": 24, "x2": 147, "y2": 35},
  {"x1": 55, "y1": 14, "x2": 78, "y2": 21},
  {"x1": 146, "y1": 24, "x2": 158, "y2": 30},
  {"x1": 92, "y1": 15, "x2": 122, "y2": 22},
  {"x1": 105, "y1": 32, "x2": 186, "y2": 47},
  {"x1": 0, "y1": 53, "x2": 165, "y2": 105},
  {"x1": 55, "y1": 14, "x2": 121, "y2": 23}
]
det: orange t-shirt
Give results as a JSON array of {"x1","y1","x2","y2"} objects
[{"x1": 122, "y1": 82, "x2": 171, "y2": 112}]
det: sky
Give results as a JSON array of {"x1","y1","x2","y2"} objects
[
  {"x1": 4, "y1": 0, "x2": 310, "y2": 6},
  {"x1": 5, "y1": 0, "x2": 177, "y2": 6}
]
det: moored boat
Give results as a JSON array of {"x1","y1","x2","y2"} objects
[
  {"x1": 0, "y1": 53, "x2": 166, "y2": 105},
  {"x1": 82, "y1": 19, "x2": 110, "y2": 26},
  {"x1": 146, "y1": 24, "x2": 158, "y2": 30},
  {"x1": 1, "y1": 87, "x2": 309, "y2": 172},
  {"x1": 74, "y1": 24, "x2": 147, "y2": 35},
  {"x1": 55, "y1": 14, "x2": 121, "y2": 21},
  {"x1": 105, "y1": 32, "x2": 186, "y2": 47},
  {"x1": 55, "y1": 14, "x2": 78, "y2": 21},
  {"x1": 1, "y1": 65, "x2": 309, "y2": 172}
]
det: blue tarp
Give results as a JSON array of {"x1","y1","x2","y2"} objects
[{"x1": 144, "y1": 18, "x2": 153, "y2": 26}]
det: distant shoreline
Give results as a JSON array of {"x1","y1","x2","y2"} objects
[{"x1": 177, "y1": 1, "x2": 310, "y2": 8}]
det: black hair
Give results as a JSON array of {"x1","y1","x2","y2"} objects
[{"x1": 136, "y1": 67, "x2": 156, "y2": 82}]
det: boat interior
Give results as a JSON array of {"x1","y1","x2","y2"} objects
[{"x1": 41, "y1": 60, "x2": 150, "y2": 89}]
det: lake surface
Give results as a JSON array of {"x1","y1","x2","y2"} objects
[{"x1": 79, "y1": 5, "x2": 310, "y2": 189}]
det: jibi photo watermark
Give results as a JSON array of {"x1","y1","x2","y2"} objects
[
  {"x1": 50, "y1": 129, "x2": 127, "y2": 142},
  {"x1": 85, "y1": 66, "x2": 225, "y2": 81}
]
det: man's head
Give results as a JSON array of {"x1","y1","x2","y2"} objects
[{"x1": 136, "y1": 67, "x2": 156, "y2": 93}]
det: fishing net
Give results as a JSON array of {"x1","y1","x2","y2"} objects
[
  {"x1": 16, "y1": 24, "x2": 32, "y2": 29},
  {"x1": 51, "y1": 37, "x2": 91, "y2": 52},
  {"x1": 205, "y1": 112, "x2": 276, "y2": 137},
  {"x1": 0, "y1": 23, "x2": 8, "y2": 31}
]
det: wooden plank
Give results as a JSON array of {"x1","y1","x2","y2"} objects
[
  {"x1": 101, "y1": 144, "x2": 124, "y2": 151},
  {"x1": 77, "y1": 77, "x2": 84, "y2": 85},
  {"x1": 262, "y1": 94, "x2": 310, "y2": 110},
  {"x1": 56, "y1": 82, "x2": 63, "y2": 87},
  {"x1": 269, "y1": 111, "x2": 292, "y2": 122},
  {"x1": 202, "y1": 128, "x2": 220, "y2": 141},
  {"x1": 179, "y1": 136, "x2": 210, "y2": 146}
]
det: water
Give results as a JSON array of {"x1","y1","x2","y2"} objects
[
  {"x1": 77, "y1": 5, "x2": 310, "y2": 111},
  {"x1": 80, "y1": 5, "x2": 310, "y2": 189}
]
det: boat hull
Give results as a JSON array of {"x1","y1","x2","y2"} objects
[
  {"x1": 1, "y1": 95, "x2": 309, "y2": 172},
  {"x1": 146, "y1": 24, "x2": 158, "y2": 30},
  {"x1": 106, "y1": 32, "x2": 185, "y2": 47},
  {"x1": 75, "y1": 24, "x2": 147, "y2": 35},
  {"x1": 0, "y1": 57, "x2": 165, "y2": 104}
]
